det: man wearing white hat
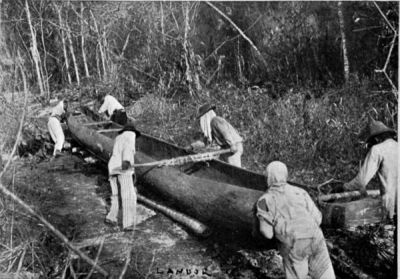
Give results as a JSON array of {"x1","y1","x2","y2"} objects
[
  {"x1": 343, "y1": 120, "x2": 398, "y2": 220},
  {"x1": 47, "y1": 100, "x2": 68, "y2": 157},
  {"x1": 187, "y1": 103, "x2": 243, "y2": 167},
  {"x1": 106, "y1": 123, "x2": 141, "y2": 231}
]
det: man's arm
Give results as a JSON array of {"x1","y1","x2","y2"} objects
[
  {"x1": 211, "y1": 118, "x2": 240, "y2": 152},
  {"x1": 304, "y1": 192, "x2": 322, "y2": 226},
  {"x1": 344, "y1": 147, "x2": 381, "y2": 195},
  {"x1": 259, "y1": 218, "x2": 274, "y2": 239},
  {"x1": 256, "y1": 198, "x2": 275, "y2": 239},
  {"x1": 98, "y1": 96, "x2": 108, "y2": 114}
]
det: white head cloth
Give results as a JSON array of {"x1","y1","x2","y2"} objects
[
  {"x1": 266, "y1": 161, "x2": 288, "y2": 188},
  {"x1": 200, "y1": 109, "x2": 216, "y2": 143}
]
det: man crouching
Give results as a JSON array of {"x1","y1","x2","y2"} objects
[{"x1": 256, "y1": 161, "x2": 335, "y2": 279}]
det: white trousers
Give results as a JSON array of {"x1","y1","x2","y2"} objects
[
  {"x1": 106, "y1": 173, "x2": 137, "y2": 229},
  {"x1": 47, "y1": 116, "x2": 65, "y2": 155}
]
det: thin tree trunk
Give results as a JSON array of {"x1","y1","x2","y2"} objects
[
  {"x1": 182, "y1": 2, "x2": 194, "y2": 97},
  {"x1": 25, "y1": 0, "x2": 44, "y2": 96},
  {"x1": 39, "y1": 5, "x2": 49, "y2": 98},
  {"x1": 90, "y1": 10, "x2": 106, "y2": 80},
  {"x1": 66, "y1": 20, "x2": 80, "y2": 85},
  {"x1": 338, "y1": 1, "x2": 350, "y2": 83},
  {"x1": 81, "y1": 2, "x2": 90, "y2": 78},
  {"x1": 101, "y1": 31, "x2": 108, "y2": 79},
  {"x1": 160, "y1": 2, "x2": 165, "y2": 45},
  {"x1": 55, "y1": 4, "x2": 72, "y2": 84},
  {"x1": 95, "y1": 47, "x2": 101, "y2": 79}
]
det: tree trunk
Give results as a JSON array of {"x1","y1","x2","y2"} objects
[
  {"x1": 95, "y1": 46, "x2": 101, "y2": 79},
  {"x1": 80, "y1": 2, "x2": 90, "y2": 78},
  {"x1": 160, "y1": 2, "x2": 165, "y2": 45},
  {"x1": 55, "y1": 4, "x2": 72, "y2": 85},
  {"x1": 25, "y1": 0, "x2": 45, "y2": 96},
  {"x1": 66, "y1": 21, "x2": 80, "y2": 85},
  {"x1": 338, "y1": 1, "x2": 350, "y2": 83},
  {"x1": 182, "y1": 2, "x2": 194, "y2": 97},
  {"x1": 39, "y1": 7, "x2": 50, "y2": 99},
  {"x1": 90, "y1": 10, "x2": 106, "y2": 80}
]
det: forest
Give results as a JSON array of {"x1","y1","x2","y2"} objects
[{"x1": 0, "y1": 1, "x2": 398, "y2": 278}]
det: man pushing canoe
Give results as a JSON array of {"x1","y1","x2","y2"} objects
[{"x1": 185, "y1": 103, "x2": 244, "y2": 167}]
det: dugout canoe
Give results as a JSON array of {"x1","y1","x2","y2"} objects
[{"x1": 67, "y1": 107, "x2": 384, "y2": 233}]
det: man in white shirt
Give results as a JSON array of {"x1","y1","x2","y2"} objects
[
  {"x1": 186, "y1": 103, "x2": 244, "y2": 167},
  {"x1": 98, "y1": 94, "x2": 127, "y2": 125},
  {"x1": 106, "y1": 123, "x2": 141, "y2": 231},
  {"x1": 344, "y1": 120, "x2": 398, "y2": 220},
  {"x1": 47, "y1": 100, "x2": 68, "y2": 157}
]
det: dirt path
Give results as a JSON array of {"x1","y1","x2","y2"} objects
[{"x1": 6, "y1": 153, "x2": 280, "y2": 279}]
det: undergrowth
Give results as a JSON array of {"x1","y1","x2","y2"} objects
[{"x1": 128, "y1": 79, "x2": 397, "y2": 186}]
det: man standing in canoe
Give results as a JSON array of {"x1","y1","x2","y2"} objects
[
  {"x1": 256, "y1": 161, "x2": 335, "y2": 279},
  {"x1": 186, "y1": 103, "x2": 243, "y2": 167},
  {"x1": 98, "y1": 94, "x2": 128, "y2": 125},
  {"x1": 106, "y1": 123, "x2": 141, "y2": 231},
  {"x1": 47, "y1": 100, "x2": 68, "y2": 157},
  {"x1": 343, "y1": 120, "x2": 397, "y2": 221}
]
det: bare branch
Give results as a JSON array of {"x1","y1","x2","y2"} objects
[
  {"x1": 205, "y1": 2, "x2": 268, "y2": 69},
  {"x1": 205, "y1": 14, "x2": 262, "y2": 62},
  {"x1": 373, "y1": 2, "x2": 396, "y2": 32},
  {"x1": 373, "y1": 1, "x2": 398, "y2": 96}
]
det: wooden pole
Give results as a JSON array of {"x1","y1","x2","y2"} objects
[
  {"x1": 319, "y1": 190, "x2": 380, "y2": 202},
  {"x1": 114, "y1": 149, "x2": 231, "y2": 172}
]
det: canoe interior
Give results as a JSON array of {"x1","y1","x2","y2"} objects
[{"x1": 78, "y1": 106, "x2": 269, "y2": 191}]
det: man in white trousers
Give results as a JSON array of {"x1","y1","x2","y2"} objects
[
  {"x1": 47, "y1": 100, "x2": 68, "y2": 157},
  {"x1": 106, "y1": 123, "x2": 141, "y2": 231}
]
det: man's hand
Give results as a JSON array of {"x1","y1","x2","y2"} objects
[
  {"x1": 122, "y1": 161, "x2": 131, "y2": 170},
  {"x1": 359, "y1": 188, "x2": 368, "y2": 198},
  {"x1": 343, "y1": 182, "x2": 352, "y2": 191},
  {"x1": 184, "y1": 145, "x2": 193, "y2": 152},
  {"x1": 230, "y1": 144, "x2": 238, "y2": 153}
]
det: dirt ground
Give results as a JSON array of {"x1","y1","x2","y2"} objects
[{"x1": 2, "y1": 152, "x2": 285, "y2": 279}]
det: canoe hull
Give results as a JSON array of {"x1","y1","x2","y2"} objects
[
  {"x1": 67, "y1": 115, "x2": 261, "y2": 233},
  {"x1": 67, "y1": 109, "x2": 384, "y2": 231}
]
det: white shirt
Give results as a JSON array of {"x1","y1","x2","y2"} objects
[
  {"x1": 98, "y1": 95, "x2": 124, "y2": 117},
  {"x1": 346, "y1": 139, "x2": 398, "y2": 218},
  {"x1": 108, "y1": 131, "x2": 136, "y2": 175}
]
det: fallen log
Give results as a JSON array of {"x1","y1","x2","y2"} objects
[{"x1": 137, "y1": 194, "x2": 212, "y2": 237}]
